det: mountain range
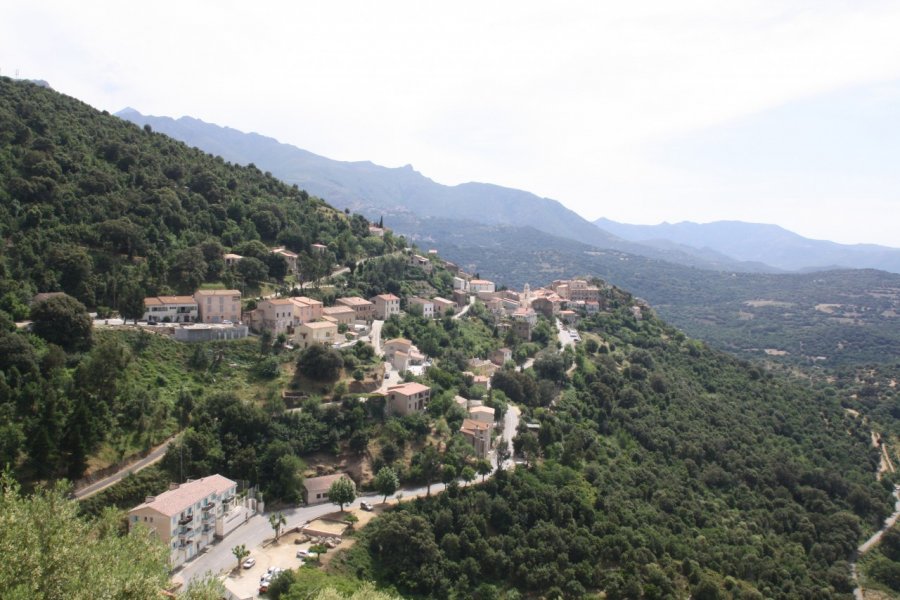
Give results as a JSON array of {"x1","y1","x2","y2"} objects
[
  {"x1": 116, "y1": 109, "x2": 781, "y2": 274},
  {"x1": 117, "y1": 108, "x2": 900, "y2": 276},
  {"x1": 595, "y1": 218, "x2": 900, "y2": 274}
]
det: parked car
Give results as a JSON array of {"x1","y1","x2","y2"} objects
[
  {"x1": 296, "y1": 549, "x2": 319, "y2": 559},
  {"x1": 242, "y1": 557, "x2": 256, "y2": 569},
  {"x1": 360, "y1": 501, "x2": 374, "y2": 511}
]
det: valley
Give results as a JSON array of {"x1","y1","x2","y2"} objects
[{"x1": 4, "y1": 77, "x2": 900, "y2": 600}]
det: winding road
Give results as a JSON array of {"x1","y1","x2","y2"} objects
[
  {"x1": 176, "y1": 403, "x2": 520, "y2": 590},
  {"x1": 73, "y1": 435, "x2": 177, "y2": 500}
]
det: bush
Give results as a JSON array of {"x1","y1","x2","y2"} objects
[{"x1": 297, "y1": 344, "x2": 344, "y2": 381}]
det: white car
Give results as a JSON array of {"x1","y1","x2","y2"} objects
[{"x1": 242, "y1": 557, "x2": 255, "y2": 569}]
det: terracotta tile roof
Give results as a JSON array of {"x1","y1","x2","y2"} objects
[
  {"x1": 195, "y1": 289, "x2": 241, "y2": 297},
  {"x1": 388, "y1": 382, "x2": 431, "y2": 396},
  {"x1": 336, "y1": 297, "x2": 373, "y2": 307},
  {"x1": 131, "y1": 475, "x2": 235, "y2": 517},
  {"x1": 144, "y1": 296, "x2": 196, "y2": 306},
  {"x1": 461, "y1": 418, "x2": 491, "y2": 433},
  {"x1": 300, "y1": 321, "x2": 337, "y2": 330},
  {"x1": 304, "y1": 473, "x2": 353, "y2": 493},
  {"x1": 290, "y1": 296, "x2": 323, "y2": 307},
  {"x1": 373, "y1": 294, "x2": 400, "y2": 301},
  {"x1": 272, "y1": 247, "x2": 298, "y2": 258}
]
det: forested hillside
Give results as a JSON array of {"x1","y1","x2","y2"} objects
[
  {"x1": 334, "y1": 287, "x2": 897, "y2": 599},
  {"x1": 407, "y1": 216, "x2": 900, "y2": 367},
  {"x1": 0, "y1": 77, "x2": 384, "y2": 316}
]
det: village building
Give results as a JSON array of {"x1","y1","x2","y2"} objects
[
  {"x1": 322, "y1": 305, "x2": 356, "y2": 326},
  {"x1": 407, "y1": 254, "x2": 433, "y2": 273},
  {"x1": 469, "y1": 279, "x2": 496, "y2": 294},
  {"x1": 289, "y1": 296, "x2": 324, "y2": 325},
  {"x1": 311, "y1": 243, "x2": 328, "y2": 254},
  {"x1": 460, "y1": 418, "x2": 492, "y2": 458},
  {"x1": 490, "y1": 347, "x2": 513, "y2": 366},
  {"x1": 452, "y1": 289, "x2": 469, "y2": 307},
  {"x1": 371, "y1": 293, "x2": 401, "y2": 320},
  {"x1": 453, "y1": 276, "x2": 470, "y2": 292},
  {"x1": 295, "y1": 320, "x2": 338, "y2": 349},
  {"x1": 270, "y1": 247, "x2": 299, "y2": 276},
  {"x1": 386, "y1": 382, "x2": 431, "y2": 416},
  {"x1": 431, "y1": 297, "x2": 457, "y2": 315},
  {"x1": 382, "y1": 338, "x2": 426, "y2": 371},
  {"x1": 223, "y1": 253, "x2": 243, "y2": 268},
  {"x1": 128, "y1": 475, "x2": 239, "y2": 569},
  {"x1": 336, "y1": 296, "x2": 375, "y2": 323},
  {"x1": 247, "y1": 298, "x2": 295, "y2": 335},
  {"x1": 303, "y1": 473, "x2": 355, "y2": 505},
  {"x1": 407, "y1": 296, "x2": 435, "y2": 318},
  {"x1": 142, "y1": 296, "x2": 198, "y2": 323},
  {"x1": 194, "y1": 289, "x2": 241, "y2": 324}
]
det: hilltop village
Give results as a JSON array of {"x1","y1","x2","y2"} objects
[{"x1": 105, "y1": 241, "x2": 636, "y2": 593}]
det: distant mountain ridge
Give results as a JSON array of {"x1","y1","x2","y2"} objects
[
  {"x1": 594, "y1": 217, "x2": 900, "y2": 275},
  {"x1": 116, "y1": 108, "x2": 777, "y2": 274}
]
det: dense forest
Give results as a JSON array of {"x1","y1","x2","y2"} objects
[
  {"x1": 331, "y1": 287, "x2": 897, "y2": 599},
  {"x1": 0, "y1": 77, "x2": 398, "y2": 317}
]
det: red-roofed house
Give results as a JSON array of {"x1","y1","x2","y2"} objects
[
  {"x1": 371, "y1": 293, "x2": 400, "y2": 320},
  {"x1": 128, "y1": 475, "x2": 238, "y2": 568},
  {"x1": 303, "y1": 473, "x2": 355, "y2": 505},
  {"x1": 336, "y1": 296, "x2": 375, "y2": 323},
  {"x1": 460, "y1": 418, "x2": 492, "y2": 458},
  {"x1": 142, "y1": 296, "x2": 198, "y2": 324},
  {"x1": 387, "y1": 382, "x2": 431, "y2": 416}
]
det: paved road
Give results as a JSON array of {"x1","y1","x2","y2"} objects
[
  {"x1": 178, "y1": 404, "x2": 521, "y2": 589},
  {"x1": 556, "y1": 318, "x2": 577, "y2": 349},
  {"x1": 495, "y1": 404, "x2": 521, "y2": 470},
  {"x1": 517, "y1": 358, "x2": 535, "y2": 373},
  {"x1": 369, "y1": 319, "x2": 384, "y2": 356},
  {"x1": 452, "y1": 296, "x2": 476, "y2": 320},
  {"x1": 73, "y1": 435, "x2": 177, "y2": 500}
]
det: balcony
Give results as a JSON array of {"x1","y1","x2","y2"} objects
[
  {"x1": 177, "y1": 525, "x2": 197, "y2": 538},
  {"x1": 178, "y1": 514, "x2": 193, "y2": 525},
  {"x1": 201, "y1": 501, "x2": 215, "y2": 511}
]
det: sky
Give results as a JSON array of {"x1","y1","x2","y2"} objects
[{"x1": 3, "y1": 1, "x2": 900, "y2": 247}]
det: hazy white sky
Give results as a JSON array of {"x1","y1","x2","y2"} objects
[{"x1": 3, "y1": 1, "x2": 900, "y2": 246}]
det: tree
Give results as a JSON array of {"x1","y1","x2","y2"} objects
[
  {"x1": 327, "y1": 477, "x2": 356, "y2": 512},
  {"x1": 237, "y1": 256, "x2": 269, "y2": 289},
  {"x1": 513, "y1": 431, "x2": 540, "y2": 467},
  {"x1": 374, "y1": 466, "x2": 399, "y2": 504},
  {"x1": 168, "y1": 247, "x2": 207, "y2": 293},
  {"x1": 418, "y1": 444, "x2": 442, "y2": 497},
  {"x1": 267, "y1": 569, "x2": 296, "y2": 600},
  {"x1": 309, "y1": 543, "x2": 328, "y2": 563},
  {"x1": 461, "y1": 466, "x2": 476, "y2": 487},
  {"x1": 0, "y1": 474, "x2": 169, "y2": 598},
  {"x1": 297, "y1": 344, "x2": 344, "y2": 381},
  {"x1": 441, "y1": 464, "x2": 457, "y2": 486},
  {"x1": 232, "y1": 544, "x2": 250, "y2": 571},
  {"x1": 30, "y1": 293, "x2": 92, "y2": 351},
  {"x1": 476, "y1": 458, "x2": 492, "y2": 482},
  {"x1": 268, "y1": 511, "x2": 287, "y2": 542}
]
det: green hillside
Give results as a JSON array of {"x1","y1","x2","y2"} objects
[
  {"x1": 0, "y1": 77, "x2": 389, "y2": 315},
  {"x1": 335, "y1": 288, "x2": 896, "y2": 599},
  {"x1": 409, "y1": 216, "x2": 900, "y2": 367}
]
